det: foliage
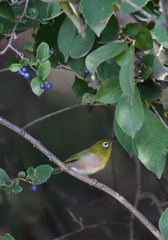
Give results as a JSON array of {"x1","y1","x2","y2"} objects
[{"x1": 1, "y1": 0, "x2": 168, "y2": 239}]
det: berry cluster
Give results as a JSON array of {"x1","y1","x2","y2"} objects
[
  {"x1": 40, "y1": 83, "x2": 52, "y2": 89},
  {"x1": 17, "y1": 67, "x2": 30, "y2": 78}
]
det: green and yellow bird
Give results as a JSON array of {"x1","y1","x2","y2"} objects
[{"x1": 53, "y1": 138, "x2": 116, "y2": 176}]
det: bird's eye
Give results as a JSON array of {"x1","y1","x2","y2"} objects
[{"x1": 103, "y1": 142, "x2": 109, "y2": 148}]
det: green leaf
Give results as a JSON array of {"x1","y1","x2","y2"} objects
[
  {"x1": 142, "y1": 54, "x2": 155, "y2": 68},
  {"x1": 32, "y1": 0, "x2": 48, "y2": 21},
  {"x1": 0, "y1": 1, "x2": 15, "y2": 20},
  {"x1": 0, "y1": 233, "x2": 15, "y2": 240},
  {"x1": 159, "y1": 208, "x2": 168, "y2": 239},
  {"x1": 69, "y1": 25, "x2": 95, "y2": 59},
  {"x1": 97, "y1": 59, "x2": 120, "y2": 82},
  {"x1": 0, "y1": 168, "x2": 10, "y2": 184},
  {"x1": 134, "y1": 27, "x2": 153, "y2": 51},
  {"x1": 98, "y1": 15, "x2": 119, "y2": 43},
  {"x1": 19, "y1": 58, "x2": 29, "y2": 66},
  {"x1": 58, "y1": 17, "x2": 77, "y2": 62},
  {"x1": 37, "y1": 60, "x2": 50, "y2": 80},
  {"x1": 0, "y1": 23, "x2": 3, "y2": 33},
  {"x1": 27, "y1": 167, "x2": 35, "y2": 178},
  {"x1": 139, "y1": 67, "x2": 152, "y2": 80},
  {"x1": 133, "y1": 106, "x2": 168, "y2": 178},
  {"x1": 47, "y1": 3, "x2": 61, "y2": 20},
  {"x1": 72, "y1": 76, "x2": 95, "y2": 100},
  {"x1": 33, "y1": 165, "x2": 53, "y2": 185},
  {"x1": 81, "y1": 93, "x2": 96, "y2": 105},
  {"x1": 23, "y1": 41, "x2": 34, "y2": 54},
  {"x1": 68, "y1": 57, "x2": 85, "y2": 79},
  {"x1": 115, "y1": 86, "x2": 144, "y2": 137},
  {"x1": 36, "y1": 42, "x2": 50, "y2": 62},
  {"x1": 27, "y1": 8, "x2": 38, "y2": 19},
  {"x1": 96, "y1": 77, "x2": 122, "y2": 104},
  {"x1": 114, "y1": 117, "x2": 134, "y2": 157},
  {"x1": 9, "y1": 63, "x2": 20, "y2": 72},
  {"x1": 123, "y1": 22, "x2": 141, "y2": 37},
  {"x1": 137, "y1": 79, "x2": 161, "y2": 101},
  {"x1": 6, "y1": 58, "x2": 19, "y2": 66},
  {"x1": 119, "y1": 44, "x2": 135, "y2": 96},
  {"x1": 86, "y1": 41, "x2": 127, "y2": 73},
  {"x1": 152, "y1": 54, "x2": 168, "y2": 81},
  {"x1": 11, "y1": 180, "x2": 22, "y2": 193},
  {"x1": 80, "y1": 0, "x2": 114, "y2": 36},
  {"x1": 30, "y1": 77, "x2": 45, "y2": 96},
  {"x1": 154, "y1": 14, "x2": 168, "y2": 49},
  {"x1": 119, "y1": 0, "x2": 148, "y2": 16},
  {"x1": 18, "y1": 171, "x2": 26, "y2": 178}
]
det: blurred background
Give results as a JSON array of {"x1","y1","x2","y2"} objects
[{"x1": 0, "y1": 27, "x2": 166, "y2": 240}]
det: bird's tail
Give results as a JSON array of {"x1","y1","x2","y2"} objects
[{"x1": 52, "y1": 167, "x2": 63, "y2": 174}]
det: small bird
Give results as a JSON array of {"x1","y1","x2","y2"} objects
[{"x1": 53, "y1": 138, "x2": 116, "y2": 176}]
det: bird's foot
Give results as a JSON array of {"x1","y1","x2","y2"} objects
[
  {"x1": 91, "y1": 178, "x2": 98, "y2": 185},
  {"x1": 65, "y1": 164, "x2": 72, "y2": 171}
]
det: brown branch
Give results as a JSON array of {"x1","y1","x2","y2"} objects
[
  {"x1": 130, "y1": 154, "x2": 142, "y2": 240},
  {"x1": 22, "y1": 104, "x2": 80, "y2": 130},
  {"x1": 0, "y1": 115, "x2": 164, "y2": 240},
  {"x1": 151, "y1": 104, "x2": 168, "y2": 131},
  {"x1": 160, "y1": 0, "x2": 168, "y2": 41},
  {"x1": 54, "y1": 209, "x2": 129, "y2": 240},
  {"x1": 0, "y1": 0, "x2": 29, "y2": 55}
]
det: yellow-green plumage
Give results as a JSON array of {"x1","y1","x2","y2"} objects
[{"x1": 53, "y1": 139, "x2": 115, "y2": 176}]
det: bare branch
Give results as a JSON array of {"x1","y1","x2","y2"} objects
[
  {"x1": 130, "y1": 154, "x2": 142, "y2": 240},
  {"x1": 0, "y1": 115, "x2": 164, "y2": 240},
  {"x1": 151, "y1": 104, "x2": 168, "y2": 131},
  {"x1": 0, "y1": 0, "x2": 29, "y2": 55},
  {"x1": 22, "y1": 104, "x2": 80, "y2": 130},
  {"x1": 122, "y1": 0, "x2": 165, "y2": 28},
  {"x1": 160, "y1": 0, "x2": 168, "y2": 40}
]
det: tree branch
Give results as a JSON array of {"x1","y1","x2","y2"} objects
[
  {"x1": 0, "y1": 115, "x2": 164, "y2": 240},
  {"x1": 22, "y1": 103, "x2": 80, "y2": 130},
  {"x1": 122, "y1": 0, "x2": 165, "y2": 28}
]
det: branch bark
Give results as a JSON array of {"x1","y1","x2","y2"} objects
[{"x1": 0, "y1": 115, "x2": 164, "y2": 240}]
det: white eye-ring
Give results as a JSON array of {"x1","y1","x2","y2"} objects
[{"x1": 103, "y1": 142, "x2": 109, "y2": 148}]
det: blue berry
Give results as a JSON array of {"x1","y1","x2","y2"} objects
[
  {"x1": 17, "y1": 71, "x2": 21, "y2": 75},
  {"x1": 24, "y1": 73, "x2": 30, "y2": 78},
  {"x1": 31, "y1": 185, "x2": 37, "y2": 191},
  {"x1": 21, "y1": 67, "x2": 27, "y2": 73},
  {"x1": 85, "y1": 68, "x2": 89, "y2": 74},
  {"x1": 36, "y1": 71, "x2": 38, "y2": 76},
  {"x1": 40, "y1": 83, "x2": 45, "y2": 89},
  {"x1": 137, "y1": 60, "x2": 142, "y2": 65},
  {"x1": 49, "y1": 50, "x2": 55, "y2": 54},
  {"x1": 46, "y1": 83, "x2": 52, "y2": 89},
  {"x1": 166, "y1": 67, "x2": 168, "y2": 70}
]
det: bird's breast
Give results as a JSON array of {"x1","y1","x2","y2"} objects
[{"x1": 70, "y1": 153, "x2": 105, "y2": 175}]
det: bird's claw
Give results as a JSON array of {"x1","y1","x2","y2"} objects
[
  {"x1": 92, "y1": 178, "x2": 98, "y2": 185},
  {"x1": 66, "y1": 164, "x2": 72, "y2": 171}
]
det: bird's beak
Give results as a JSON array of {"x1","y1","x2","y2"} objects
[{"x1": 109, "y1": 137, "x2": 117, "y2": 144}]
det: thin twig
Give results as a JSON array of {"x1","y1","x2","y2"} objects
[
  {"x1": 22, "y1": 104, "x2": 80, "y2": 130},
  {"x1": 66, "y1": 208, "x2": 84, "y2": 228},
  {"x1": 130, "y1": 154, "x2": 142, "y2": 240},
  {"x1": 122, "y1": 0, "x2": 165, "y2": 28},
  {"x1": 160, "y1": 0, "x2": 168, "y2": 41},
  {"x1": 0, "y1": 67, "x2": 10, "y2": 73},
  {"x1": 138, "y1": 192, "x2": 163, "y2": 215},
  {"x1": 151, "y1": 104, "x2": 168, "y2": 131},
  {"x1": 0, "y1": 0, "x2": 29, "y2": 55},
  {"x1": 54, "y1": 220, "x2": 129, "y2": 240},
  {"x1": 0, "y1": 115, "x2": 164, "y2": 240}
]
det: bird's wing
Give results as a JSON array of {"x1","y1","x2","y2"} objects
[{"x1": 64, "y1": 149, "x2": 88, "y2": 164}]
